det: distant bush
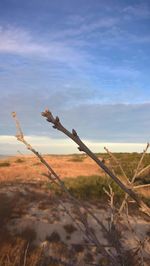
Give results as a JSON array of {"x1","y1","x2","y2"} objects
[
  {"x1": 33, "y1": 162, "x2": 42, "y2": 166},
  {"x1": 0, "y1": 161, "x2": 10, "y2": 167},
  {"x1": 15, "y1": 158, "x2": 24, "y2": 163},
  {"x1": 68, "y1": 155, "x2": 85, "y2": 162},
  {"x1": 46, "y1": 231, "x2": 61, "y2": 243}
]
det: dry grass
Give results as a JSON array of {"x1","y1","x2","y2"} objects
[
  {"x1": 0, "y1": 155, "x2": 103, "y2": 183},
  {"x1": 0, "y1": 234, "x2": 45, "y2": 266}
]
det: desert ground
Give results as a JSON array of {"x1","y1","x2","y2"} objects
[
  {"x1": 0, "y1": 154, "x2": 103, "y2": 183},
  {"x1": 0, "y1": 154, "x2": 150, "y2": 266}
]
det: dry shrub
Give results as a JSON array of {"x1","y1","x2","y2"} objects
[
  {"x1": 0, "y1": 161, "x2": 10, "y2": 167},
  {"x1": 68, "y1": 155, "x2": 85, "y2": 162},
  {"x1": 63, "y1": 223, "x2": 77, "y2": 234},
  {"x1": 15, "y1": 158, "x2": 25, "y2": 163},
  {"x1": 0, "y1": 194, "x2": 13, "y2": 227},
  {"x1": 46, "y1": 231, "x2": 61, "y2": 243}
]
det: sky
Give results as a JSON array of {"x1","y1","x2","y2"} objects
[{"x1": 0, "y1": 0, "x2": 150, "y2": 154}]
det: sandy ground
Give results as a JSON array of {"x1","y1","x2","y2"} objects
[{"x1": 0, "y1": 183, "x2": 150, "y2": 265}]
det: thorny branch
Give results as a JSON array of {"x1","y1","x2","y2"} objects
[{"x1": 41, "y1": 109, "x2": 150, "y2": 217}]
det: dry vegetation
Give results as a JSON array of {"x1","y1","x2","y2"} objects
[
  {"x1": 0, "y1": 154, "x2": 104, "y2": 183},
  {"x1": 0, "y1": 178, "x2": 149, "y2": 266},
  {"x1": 0, "y1": 111, "x2": 150, "y2": 265}
]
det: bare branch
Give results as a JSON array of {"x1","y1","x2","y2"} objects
[
  {"x1": 134, "y1": 164, "x2": 150, "y2": 179},
  {"x1": 42, "y1": 109, "x2": 150, "y2": 216},
  {"x1": 134, "y1": 184, "x2": 150, "y2": 190},
  {"x1": 133, "y1": 142, "x2": 149, "y2": 183},
  {"x1": 104, "y1": 185, "x2": 114, "y2": 231},
  {"x1": 119, "y1": 143, "x2": 150, "y2": 214},
  {"x1": 23, "y1": 242, "x2": 29, "y2": 266},
  {"x1": 104, "y1": 146, "x2": 131, "y2": 187}
]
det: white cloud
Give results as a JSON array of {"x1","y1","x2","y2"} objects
[{"x1": 0, "y1": 26, "x2": 42, "y2": 54}]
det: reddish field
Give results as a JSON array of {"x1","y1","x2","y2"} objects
[{"x1": 0, "y1": 155, "x2": 104, "y2": 183}]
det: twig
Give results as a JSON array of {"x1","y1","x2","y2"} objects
[
  {"x1": 42, "y1": 109, "x2": 150, "y2": 216},
  {"x1": 104, "y1": 146, "x2": 131, "y2": 187},
  {"x1": 134, "y1": 142, "x2": 150, "y2": 180},
  {"x1": 132, "y1": 237, "x2": 149, "y2": 266},
  {"x1": 23, "y1": 242, "x2": 29, "y2": 266},
  {"x1": 119, "y1": 143, "x2": 150, "y2": 214},
  {"x1": 134, "y1": 164, "x2": 150, "y2": 179},
  {"x1": 103, "y1": 185, "x2": 114, "y2": 232},
  {"x1": 104, "y1": 185, "x2": 127, "y2": 265},
  {"x1": 134, "y1": 184, "x2": 150, "y2": 189}
]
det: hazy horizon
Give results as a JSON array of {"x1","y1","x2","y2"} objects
[{"x1": 0, "y1": 135, "x2": 149, "y2": 155}]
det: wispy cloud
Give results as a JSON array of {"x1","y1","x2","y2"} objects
[
  {"x1": 0, "y1": 26, "x2": 43, "y2": 54},
  {"x1": 0, "y1": 24, "x2": 144, "y2": 85},
  {"x1": 123, "y1": 3, "x2": 150, "y2": 19},
  {"x1": 0, "y1": 26, "x2": 89, "y2": 68},
  {"x1": 51, "y1": 16, "x2": 118, "y2": 40}
]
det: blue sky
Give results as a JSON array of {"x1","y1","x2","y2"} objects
[{"x1": 0, "y1": 0, "x2": 150, "y2": 154}]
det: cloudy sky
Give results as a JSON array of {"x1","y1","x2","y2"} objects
[{"x1": 0, "y1": 0, "x2": 150, "y2": 154}]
